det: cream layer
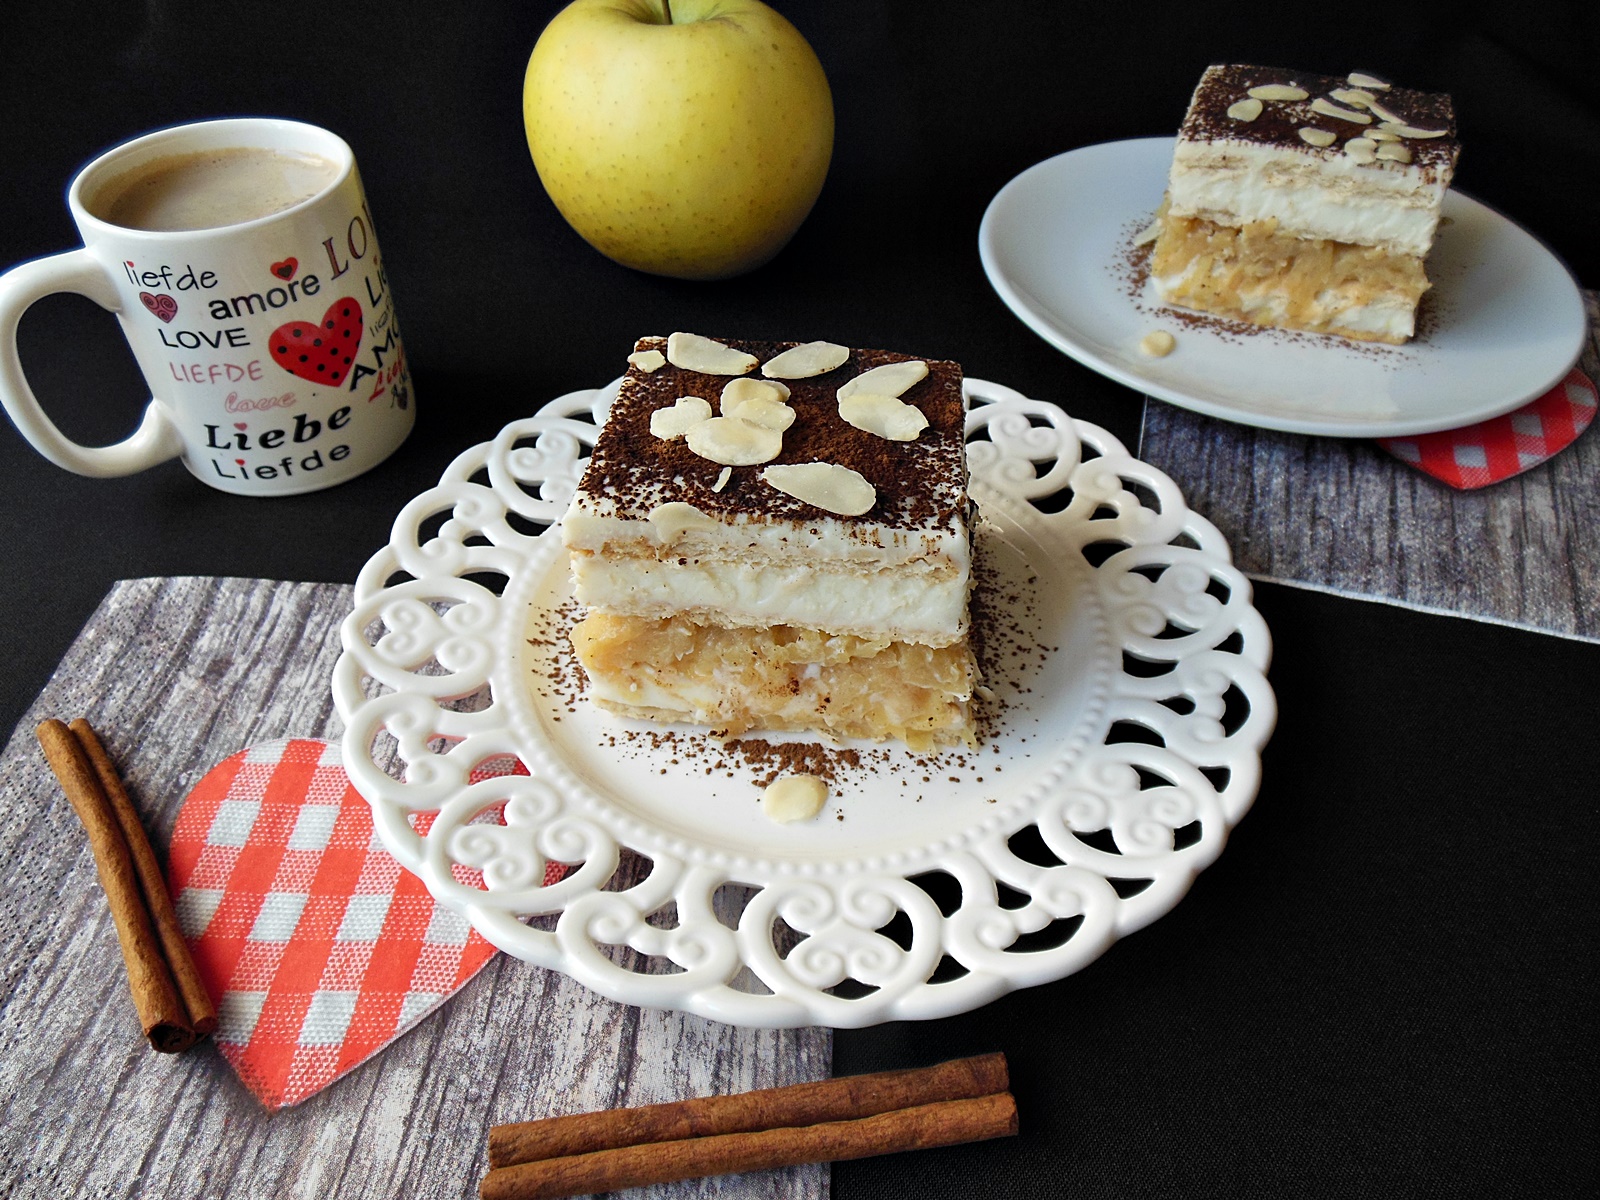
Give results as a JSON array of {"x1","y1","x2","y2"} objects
[
  {"x1": 1168, "y1": 141, "x2": 1448, "y2": 258},
  {"x1": 570, "y1": 552, "x2": 967, "y2": 647},
  {"x1": 562, "y1": 491, "x2": 971, "y2": 646}
]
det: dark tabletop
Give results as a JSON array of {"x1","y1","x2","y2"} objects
[{"x1": 2, "y1": 3, "x2": 1596, "y2": 1197}]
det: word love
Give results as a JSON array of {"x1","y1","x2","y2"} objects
[
  {"x1": 204, "y1": 407, "x2": 354, "y2": 483},
  {"x1": 225, "y1": 390, "x2": 295, "y2": 413}
]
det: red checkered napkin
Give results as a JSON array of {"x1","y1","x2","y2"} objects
[
  {"x1": 166, "y1": 738, "x2": 553, "y2": 1110},
  {"x1": 1378, "y1": 368, "x2": 1597, "y2": 489}
]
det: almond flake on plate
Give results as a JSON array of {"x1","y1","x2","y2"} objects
[
  {"x1": 761, "y1": 774, "x2": 828, "y2": 823},
  {"x1": 1138, "y1": 330, "x2": 1176, "y2": 357}
]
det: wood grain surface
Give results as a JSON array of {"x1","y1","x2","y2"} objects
[
  {"x1": 0, "y1": 576, "x2": 829, "y2": 1200},
  {"x1": 1139, "y1": 291, "x2": 1600, "y2": 642}
]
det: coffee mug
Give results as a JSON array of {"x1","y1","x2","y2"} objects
[{"x1": 0, "y1": 118, "x2": 414, "y2": 496}]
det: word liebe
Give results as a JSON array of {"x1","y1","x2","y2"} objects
[{"x1": 203, "y1": 407, "x2": 354, "y2": 483}]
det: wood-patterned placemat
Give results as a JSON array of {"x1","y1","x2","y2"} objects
[
  {"x1": 1139, "y1": 290, "x2": 1600, "y2": 642},
  {"x1": 0, "y1": 576, "x2": 829, "y2": 1200}
]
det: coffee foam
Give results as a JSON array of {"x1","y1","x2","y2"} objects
[{"x1": 91, "y1": 147, "x2": 340, "y2": 232}]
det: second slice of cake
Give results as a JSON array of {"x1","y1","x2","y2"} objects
[
  {"x1": 561, "y1": 333, "x2": 975, "y2": 751},
  {"x1": 1150, "y1": 64, "x2": 1460, "y2": 344}
]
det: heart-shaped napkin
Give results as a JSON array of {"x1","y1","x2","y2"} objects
[
  {"x1": 166, "y1": 738, "x2": 555, "y2": 1110},
  {"x1": 1378, "y1": 367, "x2": 1597, "y2": 489}
]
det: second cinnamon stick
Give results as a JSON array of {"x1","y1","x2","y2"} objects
[
  {"x1": 480, "y1": 1092, "x2": 1018, "y2": 1200},
  {"x1": 489, "y1": 1052, "x2": 1008, "y2": 1169}
]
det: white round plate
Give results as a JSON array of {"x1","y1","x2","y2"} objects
[
  {"x1": 332, "y1": 378, "x2": 1275, "y2": 1028},
  {"x1": 979, "y1": 137, "x2": 1588, "y2": 437}
]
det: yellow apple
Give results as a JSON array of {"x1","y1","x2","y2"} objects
[{"x1": 523, "y1": 0, "x2": 833, "y2": 280}]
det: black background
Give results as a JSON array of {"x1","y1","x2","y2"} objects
[{"x1": 1, "y1": 3, "x2": 1596, "y2": 1197}]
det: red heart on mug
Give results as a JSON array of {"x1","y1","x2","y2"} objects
[
  {"x1": 269, "y1": 299, "x2": 363, "y2": 387},
  {"x1": 140, "y1": 291, "x2": 178, "y2": 323},
  {"x1": 270, "y1": 258, "x2": 298, "y2": 281}
]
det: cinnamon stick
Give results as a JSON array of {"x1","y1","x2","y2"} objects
[
  {"x1": 36, "y1": 719, "x2": 197, "y2": 1053},
  {"x1": 489, "y1": 1052, "x2": 1008, "y2": 1168},
  {"x1": 479, "y1": 1092, "x2": 1018, "y2": 1200},
  {"x1": 69, "y1": 720, "x2": 217, "y2": 1037}
]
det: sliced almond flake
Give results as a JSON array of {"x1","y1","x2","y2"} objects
[
  {"x1": 1248, "y1": 84, "x2": 1308, "y2": 101},
  {"x1": 646, "y1": 502, "x2": 719, "y2": 544},
  {"x1": 1311, "y1": 97, "x2": 1372, "y2": 124},
  {"x1": 838, "y1": 393, "x2": 929, "y2": 441},
  {"x1": 1385, "y1": 122, "x2": 1448, "y2": 139},
  {"x1": 649, "y1": 395, "x2": 713, "y2": 440},
  {"x1": 628, "y1": 349, "x2": 667, "y2": 372},
  {"x1": 720, "y1": 376, "x2": 790, "y2": 411},
  {"x1": 1132, "y1": 219, "x2": 1162, "y2": 246},
  {"x1": 1367, "y1": 128, "x2": 1401, "y2": 141},
  {"x1": 837, "y1": 359, "x2": 928, "y2": 402},
  {"x1": 1138, "y1": 330, "x2": 1176, "y2": 357},
  {"x1": 722, "y1": 395, "x2": 796, "y2": 432},
  {"x1": 1298, "y1": 127, "x2": 1338, "y2": 148},
  {"x1": 761, "y1": 774, "x2": 828, "y2": 823},
  {"x1": 761, "y1": 340, "x2": 849, "y2": 379},
  {"x1": 1344, "y1": 137, "x2": 1378, "y2": 164},
  {"x1": 685, "y1": 416, "x2": 783, "y2": 466},
  {"x1": 712, "y1": 467, "x2": 732, "y2": 492},
  {"x1": 1375, "y1": 142, "x2": 1413, "y2": 163},
  {"x1": 665, "y1": 332, "x2": 758, "y2": 376},
  {"x1": 760, "y1": 462, "x2": 876, "y2": 516},
  {"x1": 1347, "y1": 72, "x2": 1392, "y2": 90},
  {"x1": 1226, "y1": 97, "x2": 1264, "y2": 122},
  {"x1": 1329, "y1": 88, "x2": 1376, "y2": 108}
]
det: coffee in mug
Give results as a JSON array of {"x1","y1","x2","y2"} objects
[
  {"x1": 91, "y1": 147, "x2": 343, "y2": 232},
  {"x1": 0, "y1": 118, "x2": 414, "y2": 496}
]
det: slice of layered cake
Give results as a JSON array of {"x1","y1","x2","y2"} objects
[
  {"x1": 561, "y1": 333, "x2": 975, "y2": 751},
  {"x1": 1150, "y1": 64, "x2": 1459, "y2": 344}
]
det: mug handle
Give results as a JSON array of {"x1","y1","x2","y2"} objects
[{"x1": 0, "y1": 249, "x2": 185, "y2": 476}]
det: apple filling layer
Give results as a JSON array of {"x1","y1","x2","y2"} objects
[
  {"x1": 570, "y1": 612, "x2": 977, "y2": 752},
  {"x1": 1151, "y1": 212, "x2": 1431, "y2": 344}
]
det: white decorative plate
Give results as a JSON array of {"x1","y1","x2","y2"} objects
[
  {"x1": 979, "y1": 137, "x2": 1588, "y2": 437},
  {"x1": 332, "y1": 378, "x2": 1275, "y2": 1028}
]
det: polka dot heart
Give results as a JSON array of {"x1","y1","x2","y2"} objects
[
  {"x1": 1378, "y1": 368, "x2": 1597, "y2": 489},
  {"x1": 166, "y1": 738, "x2": 566, "y2": 1110},
  {"x1": 269, "y1": 298, "x2": 363, "y2": 386}
]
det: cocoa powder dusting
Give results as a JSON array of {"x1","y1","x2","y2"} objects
[{"x1": 576, "y1": 336, "x2": 966, "y2": 534}]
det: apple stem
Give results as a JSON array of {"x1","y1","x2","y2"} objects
[{"x1": 661, "y1": 0, "x2": 672, "y2": 22}]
